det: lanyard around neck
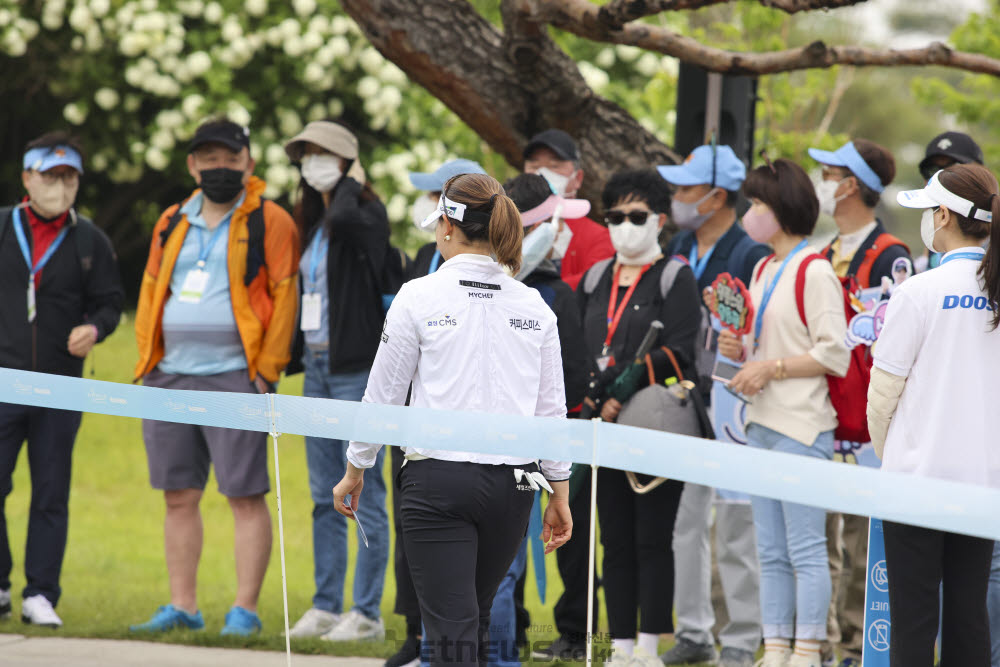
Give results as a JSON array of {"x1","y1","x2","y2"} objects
[
  {"x1": 603, "y1": 262, "x2": 652, "y2": 354},
  {"x1": 12, "y1": 207, "x2": 69, "y2": 278},
  {"x1": 940, "y1": 249, "x2": 986, "y2": 265},
  {"x1": 753, "y1": 239, "x2": 809, "y2": 350},
  {"x1": 308, "y1": 230, "x2": 327, "y2": 285},
  {"x1": 688, "y1": 241, "x2": 717, "y2": 282},
  {"x1": 196, "y1": 220, "x2": 229, "y2": 269}
]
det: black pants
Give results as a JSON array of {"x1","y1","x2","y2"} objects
[
  {"x1": 0, "y1": 403, "x2": 82, "y2": 606},
  {"x1": 553, "y1": 465, "x2": 599, "y2": 641},
  {"x1": 596, "y1": 468, "x2": 683, "y2": 638},
  {"x1": 391, "y1": 446, "x2": 422, "y2": 635},
  {"x1": 883, "y1": 520, "x2": 993, "y2": 667},
  {"x1": 400, "y1": 458, "x2": 535, "y2": 667}
]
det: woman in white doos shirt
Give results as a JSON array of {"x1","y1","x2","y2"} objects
[
  {"x1": 333, "y1": 173, "x2": 574, "y2": 667},
  {"x1": 868, "y1": 163, "x2": 1000, "y2": 667}
]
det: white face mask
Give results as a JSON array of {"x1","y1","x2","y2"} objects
[
  {"x1": 815, "y1": 179, "x2": 847, "y2": 218},
  {"x1": 551, "y1": 221, "x2": 573, "y2": 260},
  {"x1": 609, "y1": 212, "x2": 662, "y2": 264},
  {"x1": 920, "y1": 208, "x2": 944, "y2": 253},
  {"x1": 515, "y1": 222, "x2": 557, "y2": 281},
  {"x1": 537, "y1": 167, "x2": 572, "y2": 197},
  {"x1": 301, "y1": 154, "x2": 342, "y2": 193},
  {"x1": 410, "y1": 194, "x2": 439, "y2": 232},
  {"x1": 28, "y1": 179, "x2": 78, "y2": 218}
]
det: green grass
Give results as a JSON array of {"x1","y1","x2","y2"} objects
[{"x1": 4, "y1": 324, "x2": 723, "y2": 665}]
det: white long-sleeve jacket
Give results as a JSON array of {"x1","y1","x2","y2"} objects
[{"x1": 346, "y1": 254, "x2": 571, "y2": 481}]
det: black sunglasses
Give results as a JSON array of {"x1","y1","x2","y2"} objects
[{"x1": 605, "y1": 210, "x2": 652, "y2": 225}]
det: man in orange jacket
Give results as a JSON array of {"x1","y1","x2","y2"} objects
[{"x1": 131, "y1": 119, "x2": 299, "y2": 636}]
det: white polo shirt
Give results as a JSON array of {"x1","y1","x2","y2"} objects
[
  {"x1": 347, "y1": 254, "x2": 571, "y2": 481},
  {"x1": 874, "y1": 246, "x2": 1000, "y2": 487}
]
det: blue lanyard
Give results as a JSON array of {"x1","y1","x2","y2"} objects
[
  {"x1": 308, "y1": 230, "x2": 327, "y2": 286},
  {"x1": 939, "y1": 249, "x2": 985, "y2": 265},
  {"x1": 689, "y1": 241, "x2": 717, "y2": 282},
  {"x1": 429, "y1": 250, "x2": 442, "y2": 274},
  {"x1": 195, "y1": 220, "x2": 229, "y2": 269},
  {"x1": 754, "y1": 239, "x2": 809, "y2": 350},
  {"x1": 12, "y1": 207, "x2": 70, "y2": 278}
]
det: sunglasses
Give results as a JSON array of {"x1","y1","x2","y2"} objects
[{"x1": 605, "y1": 210, "x2": 652, "y2": 226}]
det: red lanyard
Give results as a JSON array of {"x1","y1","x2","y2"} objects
[{"x1": 602, "y1": 262, "x2": 651, "y2": 354}]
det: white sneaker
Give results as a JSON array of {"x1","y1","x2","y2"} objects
[
  {"x1": 287, "y1": 607, "x2": 340, "y2": 638},
  {"x1": 0, "y1": 588, "x2": 10, "y2": 619},
  {"x1": 21, "y1": 594, "x2": 62, "y2": 628},
  {"x1": 754, "y1": 649, "x2": 792, "y2": 667},
  {"x1": 632, "y1": 648, "x2": 664, "y2": 667},
  {"x1": 786, "y1": 654, "x2": 821, "y2": 667},
  {"x1": 320, "y1": 609, "x2": 385, "y2": 641},
  {"x1": 605, "y1": 649, "x2": 633, "y2": 667}
]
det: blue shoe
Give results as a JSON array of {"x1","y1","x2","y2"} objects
[
  {"x1": 130, "y1": 604, "x2": 204, "y2": 632},
  {"x1": 221, "y1": 606, "x2": 262, "y2": 636}
]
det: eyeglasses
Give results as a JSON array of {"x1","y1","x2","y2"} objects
[
  {"x1": 605, "y1": 210, "x2": 652, "y2": 225},
  {"x1": 821, "y1": 167, "x2": 849, "y2": 181},
  {"x1": 35, "y1": 170, "x2": 80, "y2": 185}
]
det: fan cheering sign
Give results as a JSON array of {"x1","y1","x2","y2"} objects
[{"x1": 709, "y1": 273, "x2": 754, "y2": 335}]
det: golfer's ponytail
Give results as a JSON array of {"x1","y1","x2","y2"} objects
[{"x1": 441, "y1": 173, "x2": 524, "y2": 276}]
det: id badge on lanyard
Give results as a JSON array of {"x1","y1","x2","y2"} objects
[
  {"x1": 178, "y1": 268, "x2": 210, "y2": 303},
  {"x1": 301, "y1": 293, "x2": 322, "y2": 331},
  {"x1": 12, "y1": 207, "x2": 69, "y2": 323}
]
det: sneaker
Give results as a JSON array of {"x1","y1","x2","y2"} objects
[
  {"x1": 533, "y1": 635, "x2": 588, "y2": 661},
  {"x1": 21, "y1": 595, "x2": 62, "y2": 629},
  {"x1": 130, "y1": 604, "x2": 204, "y2": 632},
  {"x1": 754, "y1": 649, "x2": 792, "y2": 667},
  {"x1": 720, "y1": 647, "x2": 754, "y2": 667},
  {"x1": 0, "y1": 589, "x2": 10, "y2": 620},
  {"x1": 288, "y1": 607, "x2": 340, "y2": 638},
  {"x1": 605, "y1": 649, "x2": 633, "y2": 667},
  {"x1": 633, "y1": 647, "x2": 666, "y2": 667},
  {"x1": 385, "y1": 633, "x2": 421, "y2": 667},
  {"x1": 220, "y1": 606, "x2": 262, "y2": 636},
  {"x1": 321, "y1": 609, "x2": 385, "y2": 641},
  {"x1": 661, "y1": 637, "x2": 718, "y2": 664},
  {"x1": 836, "y1": 660, "x2": 860, "y2": 667},
  {"x1": 786, "y1": 654, "x2": 822, "y2": 667}
]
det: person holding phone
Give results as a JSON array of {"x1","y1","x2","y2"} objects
[
  {"x1": 868, "y1": 163, "x2": 1000, "y2": 666},
  {"x1": 718, "y1": 158, "x2": 849, "y2": 667},
  {"x1": 332, "y1": 173, "x2": 573, "y2": 666}
]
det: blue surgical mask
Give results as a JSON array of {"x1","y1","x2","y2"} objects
[{"x1": 515, "y1": 222, "x2": 556, "y2": 281}]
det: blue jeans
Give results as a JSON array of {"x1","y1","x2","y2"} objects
[
  {"x1": 746, "y1": 423, "x2": 833, "y2": 640},
  {"x1": 488, "y1": 538, "x2": 528, "y2": 667},
  {"x1": 303, "y1": 349, "x2": 388, "y2": 620},
  {"x1": 988, "y1": 541, "x2": 1000, "y2": 667}
]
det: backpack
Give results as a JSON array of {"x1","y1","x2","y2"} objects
[
  {"x1": 0, "y1": 205, "x2": 96, "y2": 281},
  {"x1": 755, "y1": 253, "x2": 870, "y2": 442},
  {"x1": 582, "y1": 256, "x2": 714, "y2": 391},
  {"x1": 160, "y1": 201, "x2": 266, "y2": 287},
  {"x1": 823, "y1": 231, "x2": 909, "y2": 289}
]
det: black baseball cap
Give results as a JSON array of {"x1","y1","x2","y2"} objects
[
  {"x1": 189, "y1": 119, "x2": 251, "y2": 153},
  {"x1": 919, "y1": 131, "x2": 983, "y2": 179},
  {"x1": 523, "y1": 129, "x2": 580, "y2": 162}
]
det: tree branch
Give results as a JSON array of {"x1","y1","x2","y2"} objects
[
  {"x1": 597, "y1": 0, "x2": 867, "y2": 28},
  {"x1": 538, "y1": 0, "x2": 1000, "y2": 77}
]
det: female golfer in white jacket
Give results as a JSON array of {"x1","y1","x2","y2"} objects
[
  {"x1": 869, "y1": 163, "x2": 1000, "y2": 666},
  {"x1": 333, "y1": 172, "x2": 574, "y2": 667}
]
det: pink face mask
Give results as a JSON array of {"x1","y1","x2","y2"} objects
[{"x1": 742, "y1": 206, "x2": 780, "y2": 244}]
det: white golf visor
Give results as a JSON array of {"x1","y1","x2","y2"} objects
[{"x1": 897, "y1": 170, "x2": 993, "y2": 222}]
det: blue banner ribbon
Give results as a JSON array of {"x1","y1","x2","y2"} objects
[{"x1": 2, "y1": 367, "x2": 1000, "y2": 542}]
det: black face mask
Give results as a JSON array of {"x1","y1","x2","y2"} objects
[{"x1": 199, "y1": 168, "x2": 245, "y2": 203}]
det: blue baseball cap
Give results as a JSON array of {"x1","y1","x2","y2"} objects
[
  {"x1": 657, "y1": 145, "x2": 746, "y2": 191},
  {"x1": 23, "y1": 145, "x2": 84, "y2": 174},
  {"x1": 409, "y1": 159, "x2": 487, "y2": 191},
  {"x1": 808, "y1": 141, "x2": 884, "y2": 193}
]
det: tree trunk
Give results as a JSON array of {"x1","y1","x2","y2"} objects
[{"x1": 338, "y1": 0, "x2": 680, "y2": 205}]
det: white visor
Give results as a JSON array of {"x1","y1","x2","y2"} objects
[
  {"x1": 419, "y1": 194, "x2": 469, "y2": 230},
  {"x1": 897, "y1": 170, "x2": 993, "y2": 222}
]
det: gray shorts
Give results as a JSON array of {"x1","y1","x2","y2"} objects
[{"x1": 142, "y1": 368, "x2": 269, "y2": 497}]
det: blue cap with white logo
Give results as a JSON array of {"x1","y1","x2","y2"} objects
[
  {"x1": 808, "y1": 141, "x2": 884, "y2": 193},
  {"x1": 23, "y1": 145, "x2": 84, "y2": 174},
  {"x1": 657, "y1": 144, "x2": 746, "y2": 191},
  {"x1": 409, "y1": 159, "x2": 488, "y2": 192}
]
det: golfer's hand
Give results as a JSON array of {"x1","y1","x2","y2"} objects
[
  {"x1": 333, "y1": 465, "x2": 365, "y2": 519},
  {"x1": 67, "y1": 324, "x2": 98, "y2": 358},
  {"x1": 541, "y1": 497, "x2": 573, "y2": 554}
]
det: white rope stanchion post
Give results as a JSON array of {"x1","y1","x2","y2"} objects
[
  {"x1": 268, "y1": 393, "x2": 292, "y2": 667},
  {"x1": 586, "y1": 418, "x2": 600, "y2": 666}
]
